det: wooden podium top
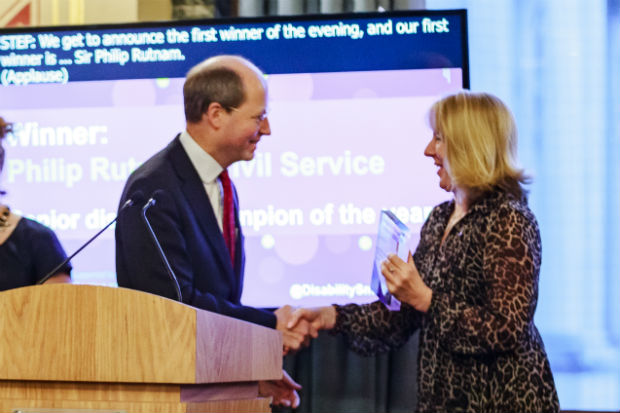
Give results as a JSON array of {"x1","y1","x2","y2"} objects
[{"x1": 0, "y1": 284, "x2": 282, "y2": 384}]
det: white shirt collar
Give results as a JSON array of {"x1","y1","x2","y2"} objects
[{"x1": 179, "y1": 130, "x2": 223, "y2": 183}]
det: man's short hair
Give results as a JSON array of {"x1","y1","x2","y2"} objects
[{"x1": 183, "y1": 66, "x2": 245, "y2": 123}]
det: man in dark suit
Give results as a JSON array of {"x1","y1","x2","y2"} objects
[{"x1": 115, "y1": 55, "x2": 310, "y2": 407}]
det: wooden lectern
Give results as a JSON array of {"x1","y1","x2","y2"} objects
[{"x1": 0, "y1": 284, "x2": 282, "y2": 412}]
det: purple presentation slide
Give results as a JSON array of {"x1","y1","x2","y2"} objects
[{"x1": 0, "y1": 67, "x2": 460, "y2": 307}]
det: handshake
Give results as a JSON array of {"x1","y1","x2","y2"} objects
[{"x1": 274, "y1": 305, "x2": 338, "y2": 354}]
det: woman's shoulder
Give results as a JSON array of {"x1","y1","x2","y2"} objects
[
  {"x1": 480, "y1": 190, "x2": 538, "y2": 232},
  {"x1": 428, "y1": 199, "x2": 453, "y2": 220},
  {"x1": 12, "y1": 216, "x2": 59, "y2": 242},
  {"x1": 499, "y1": 191, "x2": 535, "y2": 218}
]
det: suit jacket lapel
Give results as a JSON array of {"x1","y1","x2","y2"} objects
[{"x1": 167, "y1": 137, "x2": 235, "y2": 279}]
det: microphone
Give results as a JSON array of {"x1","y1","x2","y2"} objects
[
  {"x1": 37, "y1": 194, "x2": 140, "y2": 285},
  {"x1": 141, "y1": 190, "x2": 182, "y2": 302}
]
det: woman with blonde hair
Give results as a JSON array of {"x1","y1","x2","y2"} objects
[
  {"x1": 289, "y1": 91, "x2": 560, "y2": 412},
  {"x1": 0, "y1": 117, "x2": 71, "y2": 288}
]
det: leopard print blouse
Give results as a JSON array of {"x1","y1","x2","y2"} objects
[{"x1": 334, "y1": 190, "x2": 560, "y2": 412}]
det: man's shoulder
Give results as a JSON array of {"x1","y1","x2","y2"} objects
[
  {"x1": 119, "y1": 137, "x2": 186, "y2": 201},
  {"x1": 129, "y1": 137, "x2": 185, "y2": 182}
]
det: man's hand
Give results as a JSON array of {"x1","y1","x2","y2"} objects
[
  {"x1": 274, "y1": 305, "x2": 318, "y2": 354},
  {"x1": 258, "y1": 370, "x2": 302, "y2": 408}
]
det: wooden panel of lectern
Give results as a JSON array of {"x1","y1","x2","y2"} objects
[{"x1": 0, "y1": 284, "x2": 282, "y2": 412}]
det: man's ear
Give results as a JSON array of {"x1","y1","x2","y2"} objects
[{"x1": 204, "y1": 102, "x2": 226, "y2": 129}]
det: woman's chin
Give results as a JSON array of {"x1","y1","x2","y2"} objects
[{"x1": 439, "y1": 181, "x2": 452, "y2": 192}]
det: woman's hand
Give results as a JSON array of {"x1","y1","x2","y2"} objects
[
  {"x1": 287, "y1": 305, "x2": 337, "y2": 332},
  {"x1": 381, "y1": 252, "x2": 432, "y2": 312}
]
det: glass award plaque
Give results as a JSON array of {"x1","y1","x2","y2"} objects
[{"x1": 371, "y1": 210, "x2": 411, "y2": 311}]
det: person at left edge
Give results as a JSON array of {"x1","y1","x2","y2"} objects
[
  {"x1": 115, "y1": 55, "x2": 312, "y2": 407},
  {"x1": 0, "y1": 116, "x2": 72, "y2": 289}
]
